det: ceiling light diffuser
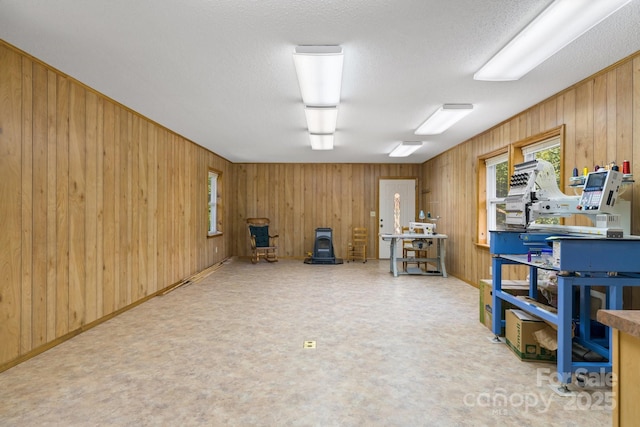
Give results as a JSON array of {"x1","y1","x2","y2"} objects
[
  {"x1": 389, "y1": 141, "x2": 423, "y2": 157},
  {"x1": 309, "y1": 133, "x2": 334, "y2": 150},
  {"x1": 304, "y1": 107, "x2": 338, "y2": 134},
  {"x1": 474, "y1": 0, "x2": 633, "y2": 81},
  {"x1": 293, "y1": 45, "x2": 344, "y2": 106},
  {"x1": 415, "y1": 104, "x2": 474, "y2": 135}
]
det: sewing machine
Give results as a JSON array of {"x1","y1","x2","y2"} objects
[
  {"x1": 504, "y1": 159, "x2": 629, "y2": 237},
  {"x1": 408, "y1": 221, "x2": 436, "y2": 235}
]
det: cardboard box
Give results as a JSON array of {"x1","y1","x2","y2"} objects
[
  {"x1": 484, "y1": 308, "x2": 493, "y2": 335},
  {"x1": 479, "y1": 279, "x2": 531, "y2": 330},
  {"x1": 505, "y1": 309, "x2": 557, "y2": 362}
]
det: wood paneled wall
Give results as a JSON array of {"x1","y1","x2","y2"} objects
[
  {"x1": 0, "y1": 42, "x2": 232, "y2": 370},
  {"x1": 421, "y1": 53, "x2": 640, "y2": 288},
  {"x1": 232, "y1": 163, "x2": 421, "y2": 258}
]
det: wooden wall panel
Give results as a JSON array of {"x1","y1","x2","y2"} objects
[
  {"x1": 85, "y1": 91, "x2": 98, "y2": 324},
  {"x1": 617, "y1": 63, "x2": 633, "y2": 171},
  {"x1": 95, "y1": 97, "x2": 104, "y2": 319},
  {"x1": 68, "y1": 81, "x2": 87, "y2": 330},
  {"x1": 118, "y1": 108, "x2": 130, "y2": 309},
  {"x1": 130, "y1": 114, "x2": 141, "y2": 304},
  {"x1": 102, "y1": 102, "x2": 116, "y2": 315},
  {"x1": 137, "y1": 120, "x2": 149, "y2": 300},
  {"x1": 0, "y1": 41, "x2": 232, "y2": 371},
  {"x1": 166, "y1": 134, "x2": 176, "y2": 284},
  {"x1": 232, "y1": 163, "x2": 421, "y2": 258},
  {"x1": 147, "y1": 123, "x2": 158, "y2": 294},
  {"x1": 0, "y1": 46, "x2": 23, "y2": 364},
  {"x1": 155, "y1": 128, "x2": 166, "y2": 292},
  {"x1": 562, "y1": 89, "x2": 578, "y2": 227},
  {"x1": 46, "y1": 69, "x2": 58, "y2": 340},
  {"x1": 55, "y1": 75, "x2": 70, "y2": 337},
  {"x1": 32, "y1": 62, "x2": 48, "y2": 347},
  {"x1": 594, "y1": 74, "x2": 608, "y2": 163},
  {"x1": 20, "y1": 56, "x2": 33, "y2": 353}
]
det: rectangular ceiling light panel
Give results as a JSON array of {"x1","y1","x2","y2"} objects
[
  {"x1": 415, "y1": 104, "x2": 474, "y2": 135},
  {"x1": 304, "y1": 107, "x2": 338, "y2": 134},
  {"x1": 309, "y1": 133, "x2": 334, "y2": 150},
  {"x1": 389, "y1": 141, "x2": 423, "y2": 157},
  {"x1": 293, "y1": 45, "x2": 344, "y2": 106},
  {"x1": 474, "y1": 0, "x2": 633, "y2": 81}
]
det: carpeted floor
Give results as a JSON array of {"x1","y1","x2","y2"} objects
[{"x1": 0, "y1": 259, "x2": 611, "y2": 426}]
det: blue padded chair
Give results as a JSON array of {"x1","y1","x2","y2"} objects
[{"x1": 247, "y1": 218, "x2": 278, "y2": 263}]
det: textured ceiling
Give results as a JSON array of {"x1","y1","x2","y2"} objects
[{"x1": 1, "y1": 0, "x2": 640, "y2": 163}]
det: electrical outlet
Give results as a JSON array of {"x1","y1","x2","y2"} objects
[
  {"x1": 215, "y1": 247, "x2": 218, "y2": 253},
  {"x1": 489, "y1": 266, "x2": 492, "y2": 276}
]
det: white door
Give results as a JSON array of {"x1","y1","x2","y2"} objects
[{"x1": 378, "y1": 179, "x2": 416, "y2": 258}]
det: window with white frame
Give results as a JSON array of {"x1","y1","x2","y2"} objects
[
  {"x1": 522, "y1": 137, "x2": 561, "y2": 225},
  {"x1": 208, "y1": 170, "x2": 219, "y2": 235},
  {"x1": 486, "y1": 153, "x2": 509, "y2": 243},
  {"x1": 522, "y1": 136, "x2": 560, "y2": 224},
  {"x1": 522, "y1": 136, "x2": 561, "y2": 168},
  {"x1": 477, "y1": 127, "x2": 564, "y2": 247}
]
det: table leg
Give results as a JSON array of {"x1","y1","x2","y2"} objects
[
  {"x1": 387, "y1": 238, "x2": 393, "y2": 273},
  {"x1": 439, "y1": 238, "x2": 447, "y2": 278},
  {"x1": 557, "y1": 276, "x2": 573, "y2": 386},
  {"x1": 491, "y1": 257, "x2": 503, "y2": 337},
  {"x1": 390, "y1": 237, "x2": 398, "y2": 277}
]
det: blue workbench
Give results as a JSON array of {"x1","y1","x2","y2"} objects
[{"x1": 490, "y1": 230, "x2": 640, "y2": 387}]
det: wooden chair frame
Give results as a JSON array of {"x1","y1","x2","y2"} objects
[
  {"x1": 247, "y1": 218, "x2": 278, "y2": 263},
  {"x1": 346, "y1": 227, "x2": 367, "y2": 263}
]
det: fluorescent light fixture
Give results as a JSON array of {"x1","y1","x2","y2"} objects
[
  {"x1": 415, "y1": 104, "x2": 474, "y2": 135},
  {"x1": 309, "y1": 133, "x2": 334, "y2": 150},
  {"x1": 389, "y1": 141, "x2": 423, "y2": 157},
  {"x1": 293, "y1": 45, "x2": 344, "y2": 106},
  {"x1": 304, "y1": 107, "x2": 338, "y2": 134},
  {"x1": 474, "y1": 0, "x2": 633, "y2": 81}
]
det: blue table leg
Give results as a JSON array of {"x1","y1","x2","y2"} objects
[
  {"x1": 557, "y1": 275, "x2": 573, "y2": 386},
  {"x1": 579, "y1": 285, "x2": 591, "y2": 342},
  {"x1": 608, "y1": 284, "x2": 623, "y2": 367},
  {"x1": 529, "y1": 266, "x2": 538, "y2": 300},
  {"x1": 609, "y1": 284, "x2": 623, "y2": 310},
  {"x1": 491, "y1": 256, "x2": 503, "y2": 337}
]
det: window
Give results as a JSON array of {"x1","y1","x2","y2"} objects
[
  {"x1": 485, "y1": 153, "x2": 509, "y2": 244},
  {"x1": 208, "y1": 170, "x2": 221, "y2": 236},
  {"x1": 522, "y1": 137, "x2": 560, "y2": 171},
  {"x1": 477, "y1": 147, "x2": 508, "y2": 246},
  {"x1": 518, "y1": 135, "x2": 562, "y2": 226},
  {"x1": 476, "y1": 126, "x2": 564, "y2": 246}
]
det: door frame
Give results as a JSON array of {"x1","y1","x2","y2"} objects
[{"x1": 377, "y1": 176, "x2": 419, "y2": 258}]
